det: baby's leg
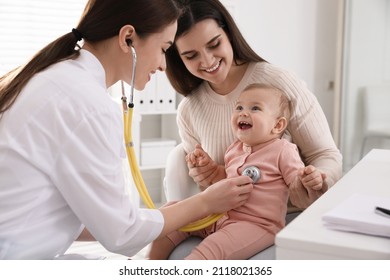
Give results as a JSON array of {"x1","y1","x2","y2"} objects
[{"x1": 185, "y1": 221, "x2": 275, "y2": 260}]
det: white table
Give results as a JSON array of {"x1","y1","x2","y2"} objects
[{"x1": 275, "y1": 149, "x2": 390, "y2": 259}]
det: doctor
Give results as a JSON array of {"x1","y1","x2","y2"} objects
[{"x1": 0, "y1": 0, "x2": 253, "y2": 259}]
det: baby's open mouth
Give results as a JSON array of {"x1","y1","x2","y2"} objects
[{"x1": 239, "y1": 121, "x2": 252, "y2": 129}]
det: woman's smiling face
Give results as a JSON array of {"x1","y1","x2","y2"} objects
[{"x1": 175, "y1": 19, "x2": 234, "y2": 87}]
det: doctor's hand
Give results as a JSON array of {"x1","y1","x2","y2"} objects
[
  {"x1": 186, "y1": 144, "x2": 227, "y2": 191},
  {"x1": 157, "y1": 175, "x2": 253, "y2": 237},
  {"x1": 201, "y1": 175, "x2": 253, "y2": 213}
]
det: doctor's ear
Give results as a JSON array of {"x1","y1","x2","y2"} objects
[{"x1": 118, "y1": 24, "x2": 135, "y2": 50}]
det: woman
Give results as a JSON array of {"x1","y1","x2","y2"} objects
[
  {"x1": 0, "y1": 0, "x2": 253, "y2": 259},
  {"x1": 165, "y1": 0, "x2": 342, "y2": 210}
]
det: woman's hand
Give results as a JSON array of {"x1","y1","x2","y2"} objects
[{"x1": 201, "y1": 175, "x2": 253, "y2": 214}]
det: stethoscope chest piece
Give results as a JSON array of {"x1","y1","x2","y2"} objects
[{"x1": 242, "y1": 166, "x2": 261, "y2": 183}]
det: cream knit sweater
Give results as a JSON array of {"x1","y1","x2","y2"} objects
[{"x1": 177, "y1": 62, "x2": 342, "y2": 188}]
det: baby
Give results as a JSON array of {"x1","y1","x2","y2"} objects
[{"x1": 149, "y1": 83, "x2": 324, "y2": 260}]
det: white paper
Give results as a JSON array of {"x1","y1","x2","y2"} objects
[{"x1": 322, "y1": 193, "x2": 390, "y2": 238}]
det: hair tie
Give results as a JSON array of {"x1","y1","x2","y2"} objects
[{"x1": 72, "y1": 28, "x2": 83, "y2": 41}]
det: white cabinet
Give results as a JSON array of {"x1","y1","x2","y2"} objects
[{"x1": 109, "y1": 72, "x2": 182, "y2": 207}]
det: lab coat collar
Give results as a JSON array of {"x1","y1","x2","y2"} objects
[{"x1": 78, "y1": 49, "x2": 107, "y2": 89}]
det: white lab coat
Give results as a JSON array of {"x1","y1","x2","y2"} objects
[{"x1": 0, "y1": 50, "x2": 163, "y2": 259}]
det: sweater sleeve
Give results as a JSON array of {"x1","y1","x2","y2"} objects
[{"x1": 258, "y1": 63, "x2": 342, "y2": 187}]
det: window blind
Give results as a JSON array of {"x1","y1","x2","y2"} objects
[{"x1": 0, "y1": 0, "x2": 87, "y2": 75}]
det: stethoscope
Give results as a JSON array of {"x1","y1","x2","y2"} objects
[
  {"x1": 120, "y1": 43, "x2": 261, "y2": 231},
  {"x1": 120, "y1": 44, "x2": 224, "y2": 232},
  {"x1": 121, "y1": 44, "x2": 156, "y2": 209},
  {"x1": 242, "y1": 166, "x2": 261, "y2": 183}
]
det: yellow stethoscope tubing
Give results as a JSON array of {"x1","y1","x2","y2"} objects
[{"x1": 120, "y1": 46, "x2": 224, "y2": 231}]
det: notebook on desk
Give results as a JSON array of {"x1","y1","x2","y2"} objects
[{"x1": 322, "y1": 193, "x2": 390, "y2": 238}]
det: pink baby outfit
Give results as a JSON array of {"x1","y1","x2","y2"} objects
[{"x1": 166, "y1": 138, "x2": 305, "y2": 259}]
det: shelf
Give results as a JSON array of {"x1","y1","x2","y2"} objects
[
  {"x1": 140, "y1": 164, "x2": 166, "y2": 171},
  {"x1": 137, "y1": 110, "x2": 177, "y2": 116}
]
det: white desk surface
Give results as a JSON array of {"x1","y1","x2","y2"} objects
[{"x1": 275, "y1": 149, "x2": 390, "y2": 259}]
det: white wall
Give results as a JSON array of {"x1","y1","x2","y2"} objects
[
  {"x1": 0, "y1": 0, "x2": 88, "y2": 75},
  {"x1": 222, "y1": 0, "x2": 341, "y2": 137},
  {"x1": 340, "y1": 0, "x2": 390, "y2": 171}
]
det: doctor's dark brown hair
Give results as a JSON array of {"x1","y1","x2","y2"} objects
[
  {"x1": 166, "y1": 0, "x2": 267, "y2": 96},
  {"x1": 0, "y1": 0, "x2": 181, "y2": 116}
]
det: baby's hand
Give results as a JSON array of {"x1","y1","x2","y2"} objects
[
  {"x1": 298, "y1": 165, "x2": 326, "y2": 191},
  {"x1": 185, "y1": 144, "x2": 211, "y2": 167},
  {"x1": 185, "y1": 144, "x2": 220, "y2": 190}
]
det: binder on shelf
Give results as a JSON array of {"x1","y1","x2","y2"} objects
[
  {"x1": 164, "y1": 89, "x2": 177, "y2": 112},
  {"x1": 154, "y1": 72, "x2": 163, "y2": 112},
  {"x1": 156, "y1": 72, "x2": 176, "y2": 112},
  {"x1": 142, "y1": 75, "x2": 157, "y2": 112},
  {"x1": 322, "y1": 193, "x2": 390, "y2": 238}
]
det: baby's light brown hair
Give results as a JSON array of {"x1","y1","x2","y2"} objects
[{"x1": 242, "y1": 83, "x2": 291, "y2": 136}]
